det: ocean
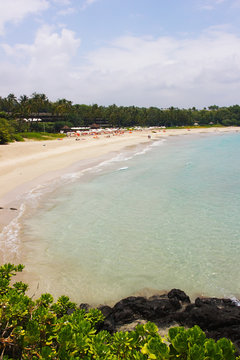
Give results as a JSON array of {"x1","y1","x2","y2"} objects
[{"x1": 2, "y1": 131, "x2": 240, "y2": 305}]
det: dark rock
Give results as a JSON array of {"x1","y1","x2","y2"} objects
[
  {"x1": 67, "y1": 308, "x2": 75, "y2": 315},
  {"x1": 94, "y1": 289, "x2": 240, "y2": 352},
  {"x1": 10, "y1": 207, "x2": 17, "y2": 210},
  {"x1": 168, "y1": 288, "x2": 191, "y2": 304},
  {"x1": 79, "y1": 303, "x2": 90, "y2": 311},
  {"x1": 98, "y1": 305, "x2": 113, "y2": 318},
  {"x1": 178, "y1": 300, "x2": 240, "y2": 331},
  {"x1": 195, "y1": 297, "x2": 235, "y2": 308},
  {"x1": 99, "y1": 317, "x2": 115, "y2": 333},
  {"x1": 100, "y1": 293, "x2": 185, "y2": 331}
]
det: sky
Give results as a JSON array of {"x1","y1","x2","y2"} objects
[{"x1": 0, "y1": 0, "x2": 240, "y2": 108}]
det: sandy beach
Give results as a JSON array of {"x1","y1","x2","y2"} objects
[
  {"x1": 1, "y1": 125, "x2": 240, "y2": 303},
  {"x1": 0, "y1": 126, "x2": 239, "y2": 233}
]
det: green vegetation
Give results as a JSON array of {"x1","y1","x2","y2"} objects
[
  {"x1": 0, "y1": 92, "x2": 240, "y2": 144},
  {"x1": 0, "y1": 92, "x2": 240, "y2": 140},
  {"x1": 19, "y1": 132, "x2": 66, "y2": 141},
  {"x1": 0, "y1": 128, "x2": 65, "y2": 145},
  {"x1": 0, "y1": 118, "x2": 15, "y2": 145},
  {"x1": 0, "y1": 263, "x2": 239, "y2": 359}
]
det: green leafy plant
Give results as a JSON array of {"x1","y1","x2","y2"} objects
[
  {"x1": 0, "y1": 263, "x2": 239, "y2": 359},
  {"x1": 0, "y1": 119, "x2": 15, "y2": 144}
]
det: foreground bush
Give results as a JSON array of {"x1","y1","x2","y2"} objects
[
  {"x1": 0, "y1": 118, "x2": 14, "y2": 144},
  {"x1": 0, "y1": 264, "x2": 239, "y2": 359}
]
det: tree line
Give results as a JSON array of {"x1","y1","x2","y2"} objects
[{"x1": 1, "y1": 93, "x2": 240, "y2": 136}]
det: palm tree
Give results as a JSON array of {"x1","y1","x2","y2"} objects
[
  {"x1": 29, "y1": 93, "x2": 49, "y2": 116},
  {"x1": 5, "y1": 94, "x2": 18, "y2": 114},
  {"x1": 53, "y1": 98, "x2": 72, "y2": 119},
  {"x1": 19, "y1": 95, "x2": 31, "y2": 118}
]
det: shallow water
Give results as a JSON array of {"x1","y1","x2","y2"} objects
[{"x1": 4, "y1": 132, "x2": 240, "y2": 304}]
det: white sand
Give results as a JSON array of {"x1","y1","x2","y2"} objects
[{"x1": 0, "y1": 127, "x2": 239, "y2": 231}]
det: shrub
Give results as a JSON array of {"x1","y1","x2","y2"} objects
[
  {"x1": 0, "y1": 263, "x2": 239, "y2": 359},
  {"x1": 0, "y1": 128, "x2": 11, "y2": 144},
  {"x1": 12, "y1": 134, "x2": 24, "y2": 142},
  {"x1": 0, "y1": 118, "x2": 14, "y2": 144}
]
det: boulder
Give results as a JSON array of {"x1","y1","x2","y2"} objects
[{"x1": 95, "y1": 289, "x2": 240, "y2": 351}]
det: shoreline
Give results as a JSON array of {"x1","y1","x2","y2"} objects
[
  {"x1": 0, "y1": 126, "x2": 240, "y2": 303},
  {"x1": 0, "y1": 126, "x2": 239, "y2": 250},
  {"x1": 1, "y1": 127, "x2": 238, "y2": 209},
  {"x1": 0, "y1": 132, "x2": 151, "y2": 232}
]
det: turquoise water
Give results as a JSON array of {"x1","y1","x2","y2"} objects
[{"x1": 19, "y1": 133, "x2": 240, "y2": 304}]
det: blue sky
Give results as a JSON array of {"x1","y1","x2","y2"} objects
[{"x1": 1, "y1": 0, "x2": 240, "y2": 108}]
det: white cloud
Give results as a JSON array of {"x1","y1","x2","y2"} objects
[
  {"x1": 200, "y1": 5, "x2": 215, "y2": 10},
  {"x1": 1, "y1": 26, "x2": 240, "y2": 107},
  {"x1": 198, "y1": 0, "x2": 226, "y2": 10},
  {"x1": 28, "y1": 25, "x2": 80, "y2": 63},
  {"x1": 0, "y1": 25, "x2": 81, "y2": 97},
  {"x1": 0, "y1": 0, "x2": 49, "y2": 35},
  {"x1": 84, "y1": 0, "x2": 98, "y2": 5},
  {"x1": 57, "y1": 7, "x2": 75, "y2": 16},
  {"x1": 69, "y1": 29, "x2": 240, "y2": 107},
  {"x1": 52, "y1": 0, "x2": 71, "y2": 4},
  {"x1": 81, "y1": 0, "x2": 99, "y2": 10}
]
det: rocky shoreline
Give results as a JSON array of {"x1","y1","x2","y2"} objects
[{"x1": 80, "y1": 289, "x2": 240, "y2": 351}]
